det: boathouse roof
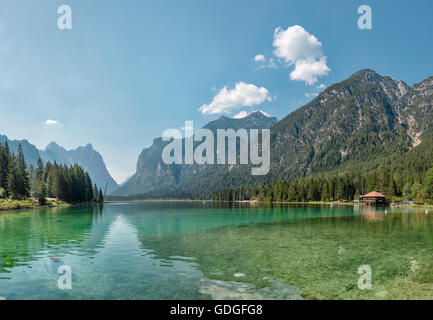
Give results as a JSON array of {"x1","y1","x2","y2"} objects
[{"x1": 360, "y1": 191, "x2": 386, "y2": 198}]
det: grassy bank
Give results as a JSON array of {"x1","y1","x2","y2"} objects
[
  {"x1": 0, "y1": 198, "x2": 72, "y2": 211},
  {"x1": 0, "y1": 198, "x2": 35, "y2": 211}
]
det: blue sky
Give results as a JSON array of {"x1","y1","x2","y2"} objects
[{"x1": 1, "y1": 0, "x2": 433, "y2": 183}]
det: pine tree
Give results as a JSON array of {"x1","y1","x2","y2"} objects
[
  {"x1": 84, "y1": 173, "x2": 93, "y2": 202},
  {"x1": 424, "y1": 167, "x2": 433, "y2": 203},
  {"x1": 98, "y1": 188, "x2": 104, "y2": 203},
  {"x1": 28, "y1": 164, "x2": 35, "y2": 194},
  {"x1": 35, "y1": 158, "x2": 44, "y2": 180},
  {"x1": 33, "y1": 158, "x2": 47, "y2": 204},
  {"x1": 402, "y1": 181, "x2": 412, "y2": 201},
  {"x1": 0, "y1": 142, "x2": 10, "y2": 195},
  {"x1": 411, "y1": 182, "x2": 422, "y2": 201},
  {"x1": 0, "y1": 144, "x2": 95, "y2": 204},
  {"x1": 93, "y1": 184, "x2": 99, "y2": 202},
  {"x1": 34, "y1": 178, "x2": 47, "y2": 205},
  {"x1": 7, "y1": 156, "x2": 19, "y2": 199},
  {"x1": 16, "y1": 144, "x2": 30, "y2": 197}
]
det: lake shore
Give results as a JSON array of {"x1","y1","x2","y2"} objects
[
  {"x1": 0, "y1": 198, "x2": 73, "y2": 212},
  {"x1": 0, "y1": 198, "x2": 35, "y2": 211},
  {"x1": 4, "y1": 197, "x2": 431, "y2": 212},
  {"x1": 106, "y1": 198, "x2": 433, "y2": 208}
]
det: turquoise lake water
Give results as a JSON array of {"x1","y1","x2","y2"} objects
[{"x1": 0, "y1": 202, "x2": 432, "y2": 300}]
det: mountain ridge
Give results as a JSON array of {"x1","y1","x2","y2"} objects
[
  {"x1": 112, "y1": 69, "x2": 433, "y2": 199},
  {"x1": 0, "y1": 135, "x2": 119, "y2": 193},
  {"x1": 112, "y1": 111, "x2": 278, "y2": 197}
]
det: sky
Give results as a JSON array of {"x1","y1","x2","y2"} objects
[{"x1": 1, "y1": 0, "x2": 433, "y2": 183}]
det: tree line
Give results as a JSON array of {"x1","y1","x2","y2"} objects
[
  {"x1": 0, "y1": 141, "x2": 104, "y2": 204},
  {"x1": 213, "y1": 166, "x2": 433, "y2": 204}
]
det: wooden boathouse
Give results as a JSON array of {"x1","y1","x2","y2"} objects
[{"x1": 359, "y1": 191, "x2": 388, "y2": 206}]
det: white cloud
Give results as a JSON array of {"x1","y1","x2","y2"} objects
[
  {"x1": 199, "y1": 82, "x2": 272, "y2": 115},
  {"x1": 267, "y1": 58, "x2": 277, "y2": 69},
  {"x1": 272, "y1": 25, "x2": 330, "y2": 85},
  {"x1": 45, "y1": 119, "x2": 61, "y2": 126},
  {"x1": 254, "y1": 54, "x2": 266, "y2": 63},
  {"x1": 233, "y1": 110, "x2": 271, "y2": 119},
  {"x1": 290, "y1": 57, "x2": 330, "y2": 85},
  {"x1": 273, "y1": 25, "x2": 322, "y2": 63},
  {"x1": 233, "y1": 111, "x2": 249, "y2": 119}
]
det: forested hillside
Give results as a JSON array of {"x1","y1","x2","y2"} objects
[
  {"x1": 0, "y1": 135, "x2": 118, "y2": 193},
  {"x1": 0, "y1": 141, "x2": 104, "y2": 205},
  {"x1": 112, "y1": 70, "x2": 433, "y2": 201},
  {"x1": 112, "y1": 111, "x2": 277, "y2": 197}
]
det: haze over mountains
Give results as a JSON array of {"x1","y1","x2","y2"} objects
[
  {"x1": 112, "y1": 111, "x2": 278, "y2": 198},
  {"x1": 0, "y1": 135, "x2": 119, "y2": 194},
  {"x1": 112, "y1": 69, "x2": 433, "y2": 199},
  {"x1": 2, "y1": 69, "x2": 432, "y2": 200}
]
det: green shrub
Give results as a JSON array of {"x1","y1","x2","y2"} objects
[{"x1": 0, "y1": 188, "x2": 6, "y2": 199}]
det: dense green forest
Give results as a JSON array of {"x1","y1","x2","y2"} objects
[
  {"x1": 213, "y1": 165, "x2": 433, "y2": 204},
  {"x1": 0, "y1": 141, "x2": 104, "y2": 204}
]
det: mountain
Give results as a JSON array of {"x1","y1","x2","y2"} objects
[
  {"x1": 208, "y1": 69, "x2": 433, "y2": 188},
  {"x1": 113, "y1": 69, "x2": 433, "y2": 199},
  {"x1": 0, "y1": 136, "x2": 118, "y2": 193},
  {"x1": 268, "y1": 69, "x2": 412, "y2": 178},
  {"x1": 202, "y1": 111, "x2": 277, "y2": 131},
  {"x1": 0, "y1": 135, "x2": 41, "y2": 166},
  {"x1": 112, "y1": 111, "x2": 277, "y2": 197},
  {"x1": 40, "y1": 142, "x2": 119, "y2": 194}
]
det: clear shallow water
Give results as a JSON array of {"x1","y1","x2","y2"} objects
[{"x1": 0, "y1": 202, "x2": 432, "y2": 300}]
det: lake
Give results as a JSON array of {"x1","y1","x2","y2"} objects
[{"x1": 0, "y1": 202, "x2": 432, "y2": 300}]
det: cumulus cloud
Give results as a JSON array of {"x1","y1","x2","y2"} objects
[
  {"x1": 45, "y1": 119, "x2": 61, "y2": 126},
  {"x1": 290, "y1": 57, "x2": 330, "y2": 85},
  {"x1": 254, "y1": 54, "x2": 266, "y2": 63},
  {"x1": 273, "y1": 25, "x2": 322, "y2": 63},
  {"x1": 199, "y1": 82, "x2": 272, "y2": 115},
  {"x1": 273, "y1": 25, "x2": 330, "y2": 85}
]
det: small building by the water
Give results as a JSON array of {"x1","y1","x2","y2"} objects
[{"x1": 359, "y1": 191, "x2": 388, "y2": 206}]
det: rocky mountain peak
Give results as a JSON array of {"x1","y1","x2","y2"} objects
[
  {"x1": 413, "y1": 76, "x2": 433, "y2": 95},
  {"x1": 350, "y1": 69, "x2": 383, "y2": 82},
  {"x1": 47, "y1": 141, "x2": 59, "y2": 148},
  {"x1": 246, "y1": 110, "x2": 271, "y2": 119},
  {"x1": 113, "y1": 69, "x2": 433, "y2": 199},
  {"x1": 46, "y1": 141, "x2": 65, "y2": 151}
]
